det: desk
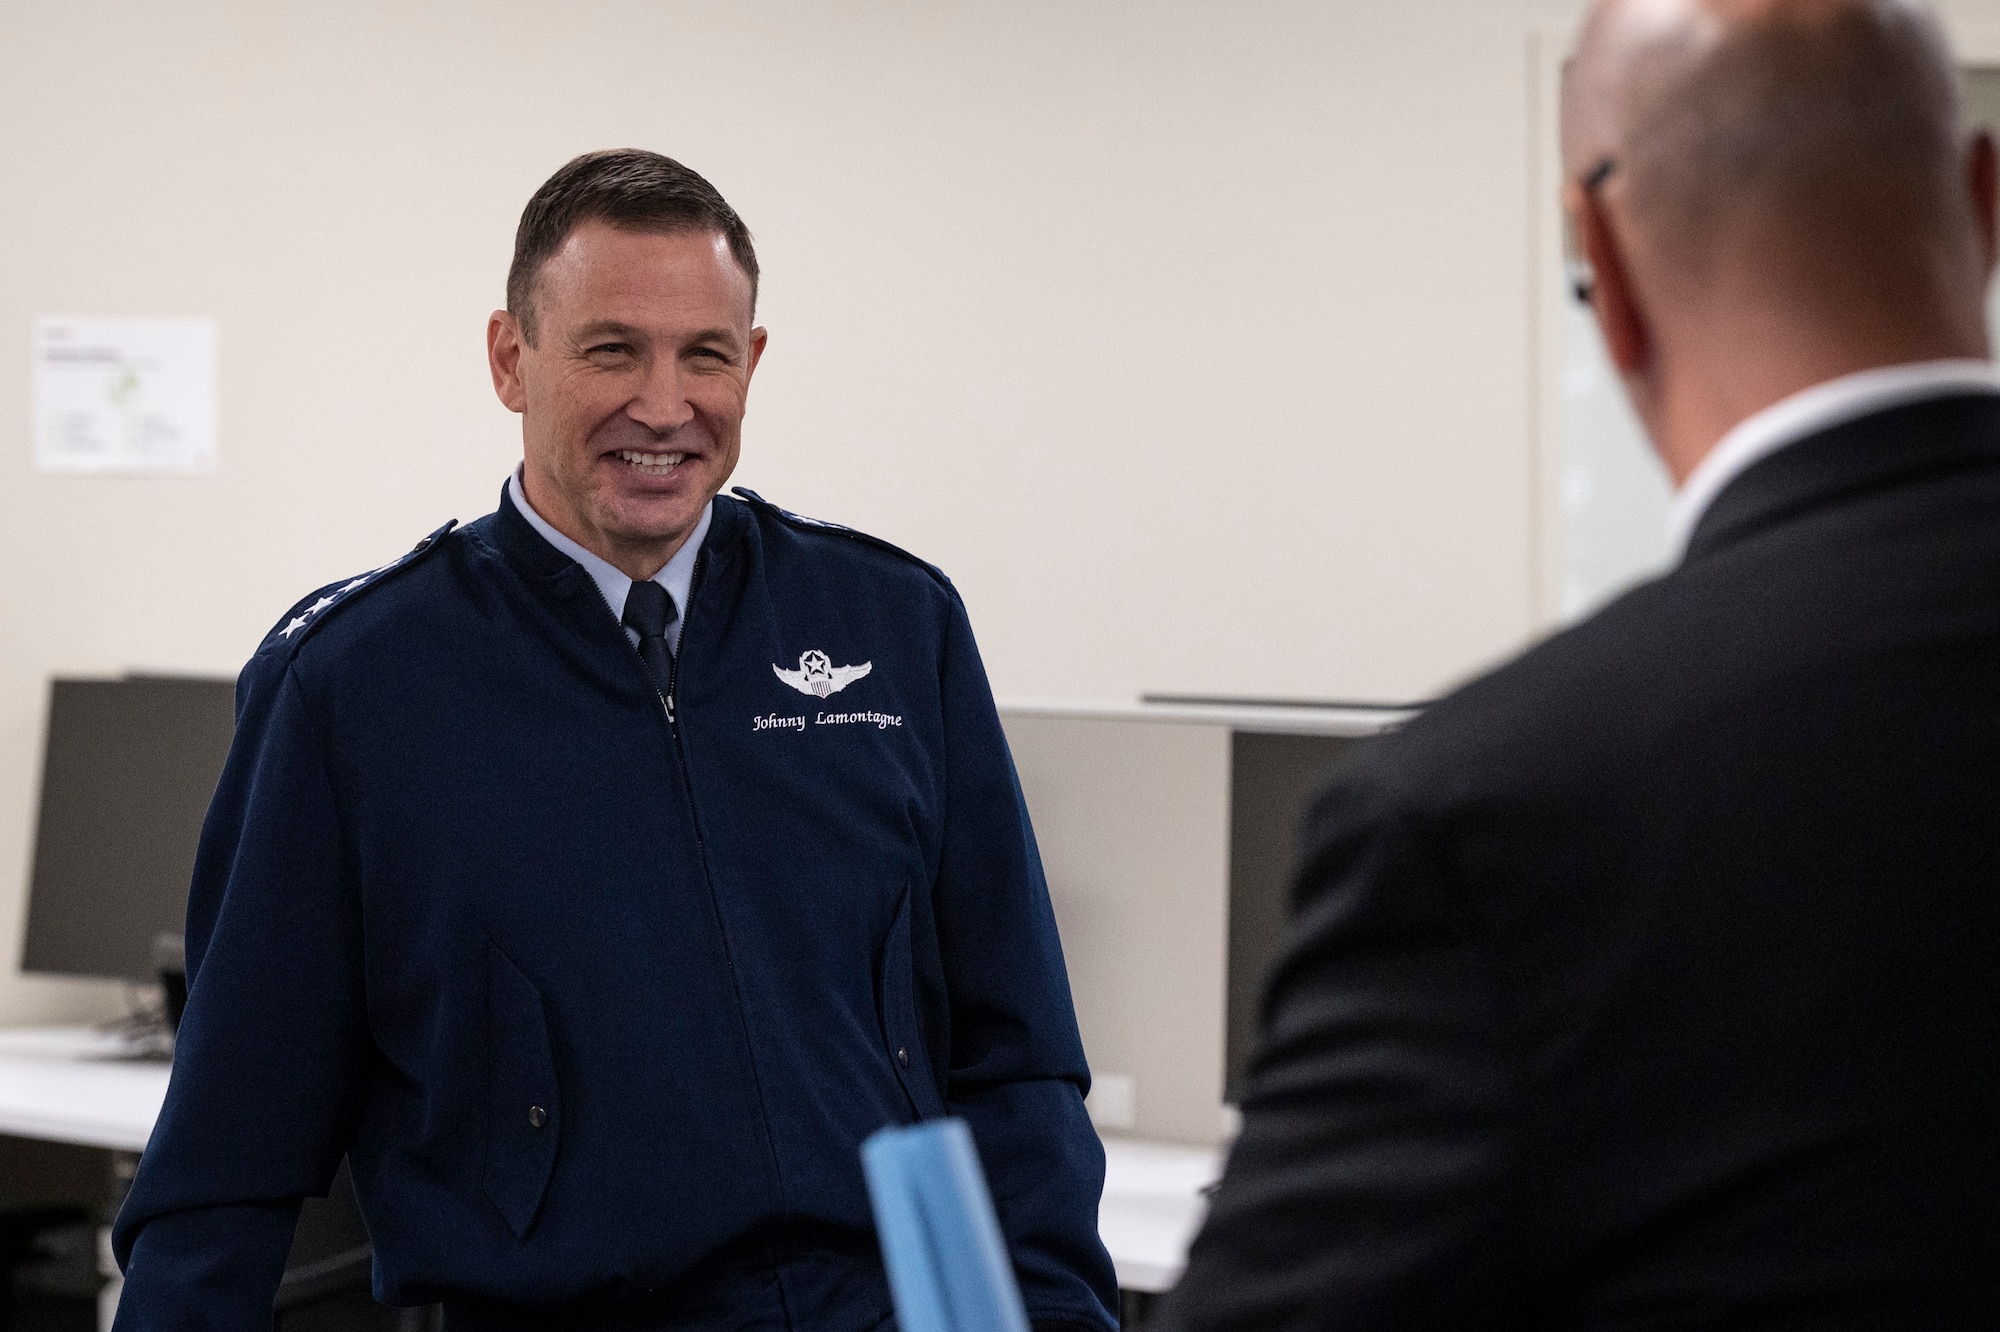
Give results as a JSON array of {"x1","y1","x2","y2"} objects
[
  {"x1": 1098, "y1": 1135, "x2": 1222, "y2": 1293},
  {"x1": 0, "y1": 1027, "x2": 1221, "y2": 1296},
  {"x1": 0, "y1": 1027, "x2": 167, "y2": 1153},
  {"x1": 0, "y1": 1028, "x2": 165, "y2": 1332}
]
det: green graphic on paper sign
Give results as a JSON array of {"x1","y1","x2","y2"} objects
[{"x1": 107, "y1": 367, "x2": 142, "y2": 409}]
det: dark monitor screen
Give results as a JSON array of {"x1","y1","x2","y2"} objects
[
  {"x1": 22, "y1": 675, "x2": 237, "y2": 983},
  {"x1": 1225, "y1": 730, "x2": 1374, "y2": 1104}
]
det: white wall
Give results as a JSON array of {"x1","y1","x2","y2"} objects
[{"x1": 0, "y1": 1, "x2": 1550, "y2": 1023}]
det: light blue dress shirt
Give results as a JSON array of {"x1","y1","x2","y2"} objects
[{"x1": 507, "y1": 465, "x2": 711, "y2": 656}]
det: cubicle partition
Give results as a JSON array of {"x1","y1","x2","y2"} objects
[{"x1": 998, "y1": 701, "x2": 1408, "y2": 1149}]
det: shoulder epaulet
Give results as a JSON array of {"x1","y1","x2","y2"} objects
[
  {"x1": 259, "y1": 520, "x2": 458, "y2": 658},
  {"x1": 728, "y1": 488, "x2": 946, "y2": 584}
]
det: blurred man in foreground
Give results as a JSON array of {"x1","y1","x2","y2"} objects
[{"x1": 1164, "y1": 1, "x2": 2000, "y2": 1326}]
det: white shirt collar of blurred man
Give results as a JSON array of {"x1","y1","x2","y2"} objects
[{"x1": 1670, "y1": 358, "x2": 2000, "y2": 559}]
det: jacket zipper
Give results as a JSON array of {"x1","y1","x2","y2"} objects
[
  {"x1": 662, "y1": 552, "x2": 697, "y2": 725},
  {"x1": 663, "y1": 549, "x2": 704, "y2": 786},
  {"x1": 654, "y1": 550, "x2": 794, "y2": 1211}
]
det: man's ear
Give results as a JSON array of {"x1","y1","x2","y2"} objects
[
  {"x1": 1967, "y1": 129, "x2": 1998, "y2": 279},
  {"x1": 488, "y1": 310, "x2": 529, "y2": 414},
  {"x1": 745, "y1": 326, "x2": 769, "y2": 382},
  {"x1": 1573, "y1": 184, "x2": 1653, "y2": 376}
]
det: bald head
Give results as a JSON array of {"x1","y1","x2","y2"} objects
[
  {"x1": 1561, "y1": 0, "x2": 1997, "y2": 481},
  {"x1": 1567, "y1": 0, "x2": 1967, "y2": 271}
]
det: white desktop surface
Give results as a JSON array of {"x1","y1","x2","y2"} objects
[
  {"x1": 1098, "y1": 1135, "x2": 1223, "y2": 1293},
  {"x1": 0, "y1": 1026, "x2": 168, "y2": 1152},
  {"x1": 0, "y1": 1027, "x2": 1223, "y2": 1293}
]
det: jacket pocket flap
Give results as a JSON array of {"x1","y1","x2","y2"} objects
[{"x1": 483, "y1": 942, "x2": 562, "y2": 1238}]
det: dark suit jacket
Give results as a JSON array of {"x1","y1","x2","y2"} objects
[{"x1": 1163, "y1": 395, "x2": 2000, "y2": 1330}]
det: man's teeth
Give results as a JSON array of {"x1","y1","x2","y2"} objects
[{"x1": 617, "y1": 451, "x2": 685, "y2": 474}]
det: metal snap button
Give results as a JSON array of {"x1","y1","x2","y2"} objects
[
  {"x1": 895, "y1": 1047, "x2": 910, "y2": 1068},
  {"x1": 527, "y1": 1105, "x2": 548, "y2": 1129}
]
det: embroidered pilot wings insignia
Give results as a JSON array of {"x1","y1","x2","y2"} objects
[{"x1": 774, "y1": 649, "x2": 873, "y2": 698}]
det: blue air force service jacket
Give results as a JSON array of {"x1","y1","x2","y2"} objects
[{"x1": 112, "y1": 486, "x2": 1118, "y2": 1331}]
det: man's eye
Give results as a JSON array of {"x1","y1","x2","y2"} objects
[{"x1": 589, "y1": 343, "x2": 631, "y2": 357}]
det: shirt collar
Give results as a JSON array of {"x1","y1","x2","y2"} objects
[
  {"x1": 507, "y1": 466, "x2": 711, "y2": 644},
  {"x1": 1668, "y1": 358, "x2": 2000, "y2": 560}
]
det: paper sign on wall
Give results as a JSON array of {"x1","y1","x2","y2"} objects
[{"x1": 33, "y1": 317, "x2": 218, "y2": 474}]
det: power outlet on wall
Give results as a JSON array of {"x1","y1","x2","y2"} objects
[{"x1": 1086, "y1": 1072, "x2": 1136, "y2": 1132}]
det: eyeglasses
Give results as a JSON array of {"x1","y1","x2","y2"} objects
[{"x1": 1567, "y1": 157, "x2": 1619, "y2": 305}]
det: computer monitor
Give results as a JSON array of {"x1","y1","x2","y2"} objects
[
  {"x1": 22, "y1": 675, "x2": 237, "y2": 983},
  {"x1": 1224, "y1": 730, "x2": 1374, "y2": 1104}
]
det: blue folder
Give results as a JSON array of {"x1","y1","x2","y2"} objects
[{"x1": 861, "y1": 1118, "x2": 1032, "y2": 1332}]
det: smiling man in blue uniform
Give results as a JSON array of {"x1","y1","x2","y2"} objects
[{"x1": 111, "y1": 150, "x2": 1118, "y2": 1332}]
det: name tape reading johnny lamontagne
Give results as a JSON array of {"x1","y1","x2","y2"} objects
[{"x1": 754, "y1": 710, "x2": 905, "y2": 733}]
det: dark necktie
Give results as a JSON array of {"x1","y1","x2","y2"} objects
[{"x1": 621, "y1": 579, "x2": 678, "y2": 704}]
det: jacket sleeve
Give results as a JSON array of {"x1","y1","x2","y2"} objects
[
  {"x1": 112, "y1": 656, "x2": 371, "y2": 1331},
  {"x1": 930, "y1": 588, "x2": 1120, "y2": 1332},
  {"x1": 1158, "y1": 769, "x2": 1518, "y2": 1332}
]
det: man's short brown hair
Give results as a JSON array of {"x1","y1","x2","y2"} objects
[{"x1": 506, "y1": 149, "x2": 759, "y2": 344}]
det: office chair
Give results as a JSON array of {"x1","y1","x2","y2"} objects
[{"x1": 273, "y1": 1161, "x2": 441, "y2": 1332}]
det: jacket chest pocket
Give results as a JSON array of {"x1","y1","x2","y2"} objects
[
  {"x1": 483, "y1": 942, "x2": 562, "y2": 1238},
  {"x1": 875, "y1": 883, "x2": 945, "y2": 1121}
]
